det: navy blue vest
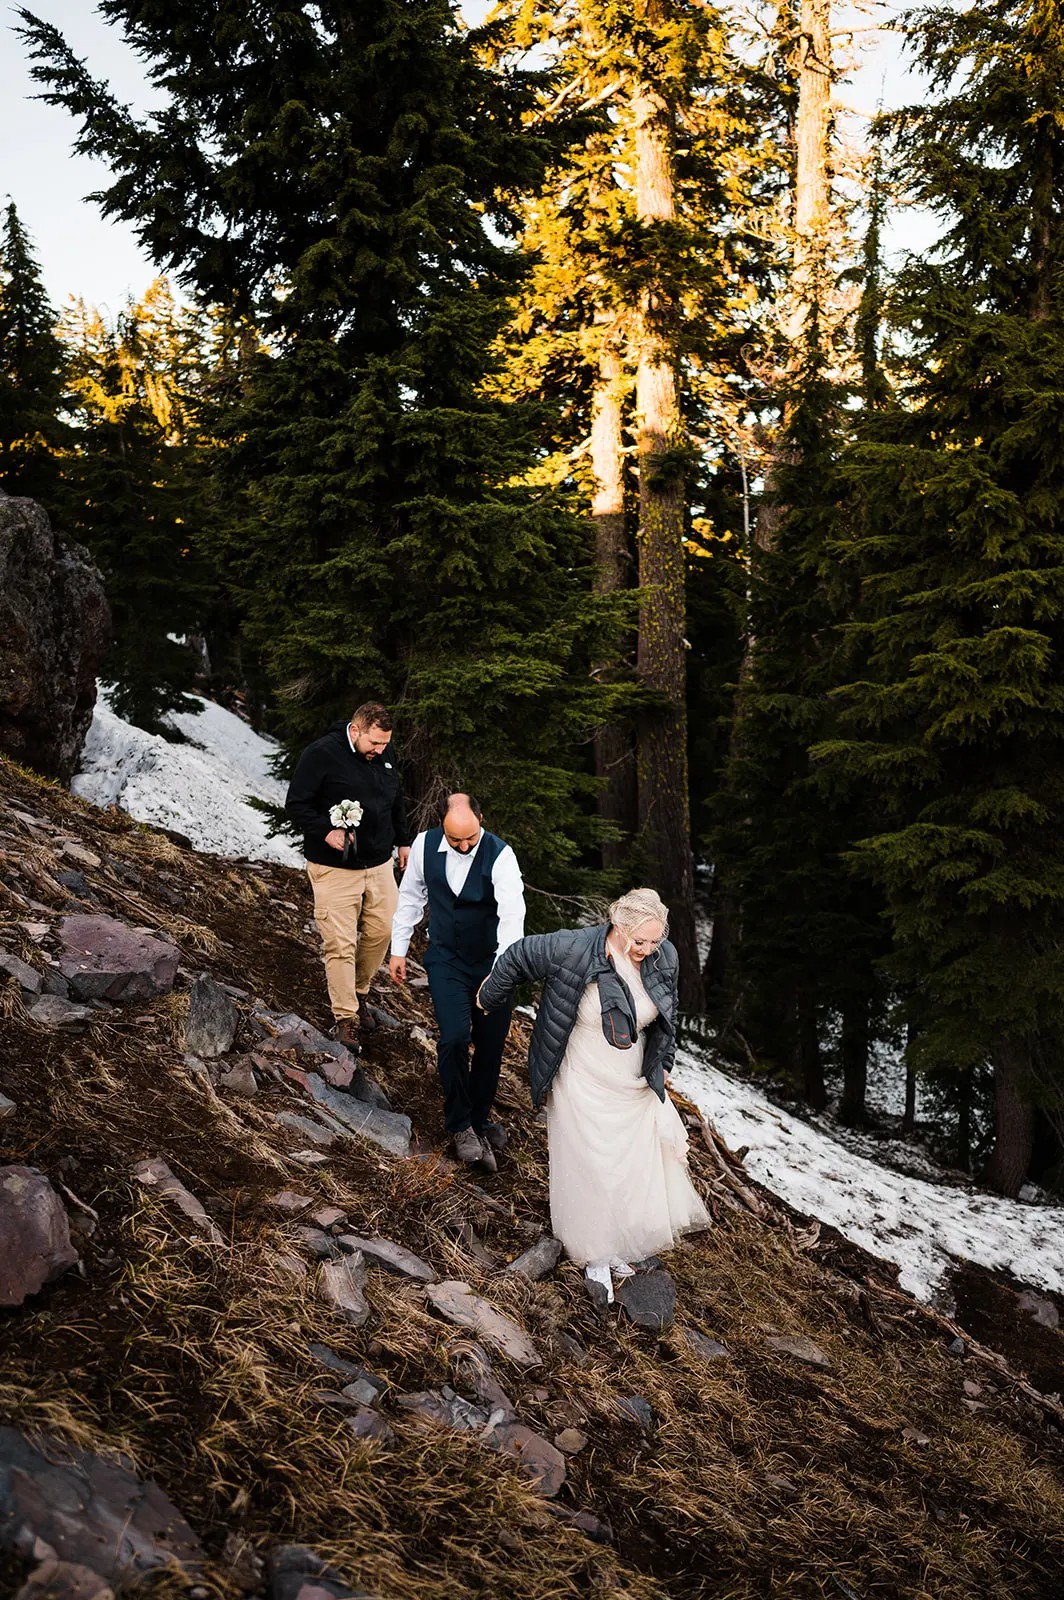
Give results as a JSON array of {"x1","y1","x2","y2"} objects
[{"x1": 423, "y1": 827, "x2": 506, "y2": 971}]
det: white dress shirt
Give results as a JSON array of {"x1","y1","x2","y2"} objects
[{"x1": 391, "y1": 829, "x2": 526, "y2": 960}]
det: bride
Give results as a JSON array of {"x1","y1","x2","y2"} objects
[{"x1": 478, "y1": 888, "x2": 710, "y2": 1302}]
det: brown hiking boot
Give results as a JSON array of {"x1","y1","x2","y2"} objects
[
  {"x1": 335, "y1": 1019, "x2": 361, "y2": 1053},
  {"x1": 357, "y1": 1002, "x2": 380, "y2": 1035},
  {"x1": 453, "y1": 1127, "x2": 487, "y2": 1167}
]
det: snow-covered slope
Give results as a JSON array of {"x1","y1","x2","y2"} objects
[
  {"x1": 673, "y1": 1046, "x2": 1064, "y2": 1304},
  {"x1": 73, "y1": 692, "x2": 302, "y2": 867}
]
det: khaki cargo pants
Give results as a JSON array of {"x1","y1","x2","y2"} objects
[{"x1": 306, "y1": 859, "x2": 398, "y2": 1021}]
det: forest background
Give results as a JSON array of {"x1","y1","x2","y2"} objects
[{"x1": 1, "y1": 0, "x2": 1062, "y2": 1203}]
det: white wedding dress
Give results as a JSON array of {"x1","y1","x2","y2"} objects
[{"x1": 546, "y1": 948, "x2": 711, "y2": 1267}]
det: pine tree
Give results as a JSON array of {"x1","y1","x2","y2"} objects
[
  {"x1": 0, "y1": 201, "x2": 66, "y2": 505},
  {"x1": 822, "y1": 0, "x2": 1064, "y2": 1193},
  {"x1": 492, "y1": 0, "x2": 776, "y2": 992},
  {"x1": 56, "y1": 286, "x2": 217, "y2": 730},
  {"x1": 19, "y1": 0, "x2": 616, "y2": 893}
]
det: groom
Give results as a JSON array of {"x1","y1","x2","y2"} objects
[{"x1": 389, "y1": 794, "x2": 525, "y2": 1170}]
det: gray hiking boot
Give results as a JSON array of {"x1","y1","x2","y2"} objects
[{"x1": 453, "y1": 1127, "x2": 486, "y2": 1166}]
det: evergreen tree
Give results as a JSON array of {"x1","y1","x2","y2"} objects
[
  {"x1": 0, "y1": 201, "x2": 66, "y2": 505},
  {"x1": 492, "y1": 0, "x2": 777, "y2": 991},
  {"x1": 822, "y1": 0, "x2": 1064, "y2": 1192},
  {"x1": 19, "y1": 0, "x2": 616, "y2": 893},
  {"x1": 57, "y1": 286, "x2": 217, "y2": 730}
]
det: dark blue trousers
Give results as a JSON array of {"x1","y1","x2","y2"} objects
[{"x1": 426, "y1": 958, "x2": 512, "y2": 1134}]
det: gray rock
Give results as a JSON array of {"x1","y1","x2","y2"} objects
[
  {"x1": 363, "y1": 1002, "x2": 401, "y2": 1029},
  {"x1": 454, "y1": 1343, "x2": 516, "y2": 1419},
  {"x1": 337, "y1": 1235, "x2": 436, "y2": 1283},
  {"x1": 0, "y1": 492, "x2": 110, "y2": 782},
  {"x1": 60, "y1": 842, "x2": 101, "y2": 872},
  {"x1": 425, "y1": 1280, "x2": 542, "y2": 1368},
  {"x1": 554, "y1": 1428, "x2": 588, "y2": 1454},
  {"x1": 0, "y1": 949, "x2": 42, "y2": 993},
  {"x1": 764, "y1": 1334, "x2": 833, "y2": 1370},
  {"x1": 14, "y1": 1557, "x2": 115, "y2": 1600},
  {"x1": 347, "y1": 1065, "x2": 393, "y2": 1111},
  {"x1": 294, "y1": 1226, "x2": 340, "y2": 1261},
  {"x1": 216, "y1": 1059, "x2": 258, "y2": 1097},
  {"x1": 680, "y1": 1327, "x2": 729, "y2": 1363},
  {"x1": 27, "y1": 994, "x2": 94, "y2": 1031},
  {"x1": 267, "y1": 1544, "x2": 373, "y2": 1600},
  {"x1": 487, "y1": 1421, "x2": 567, "y2": 1498},
  {"x1": 1017, "y1": 1289, "x2": 1060, "y2": 1329},
  {"x1": 0, "y1": 1093, "x2": 16, "y2": 1120},
  {"x1": 131, "y1": 1157, "x2": 225, "y2": 1245},
  {"x1": 184, "y1": 973, "x2": 239, "y2": 1057},
  {"x1": 276, "y1": 1111, "x2": 337, "y2": 1146},
  {"x1": 617, "y1": 1269, "x2": 677, "y2": 1332},
  {"x1": 0, "y1": 1165, "x2": 79, "y2": 1306},
  {"x1": 269, "y1": 1190, "x2": 316, "y2": 1215},
  {"x1": 318, "y1": 1253, "x2": 370, "y2": 1327},
  {"x1": 445, "y1": 1218, "x2": 497, "y2": 1269},
  {"x1": 341, "y1": 1378, "x2": 383, "y2": 1408},
  {"x1": 310, "y1": 1205, "x2": 347, "y2": 1229},
  {"x1": 552, "y1": 1330, "x2": 588, "y2": 1365},
  {"x1": 396, "y1": 1389, "x2": 488, "y2": 1432},
  {"x1": 0, "y1": 1425, "x2": 202, "y2": 1586},
  {"x1": 40, "y1": 965, "x2": 71, "y2": 998},
  {"x1": 345, "y1": 1408, "x2": 395, "y2": 1448},
  {"x1": 251, "y1": 1010, "x2": 355, "y2": 1090},
  {"x1": 616, "y1": 1395, "x2": 654, "y2": 1431},
  {"x1": 547, "y1": 1506, "x2": 614, "y2": 1544},
  {"x1": 505, "y1": 1235, "x2": 563, "y2": 1282},
  {"x1": 59, "y1": 915, "x2": 179, "y2": 1002},
  {"x1": 308, "y1": 1345, "x2": 385, "y2": 1394},
  {"x1": 56, "y1": 870, "x2": 90, "y2": 896},
  {"x1": 304, "y1": 1074, "x2": 412, "y2": 1158}
]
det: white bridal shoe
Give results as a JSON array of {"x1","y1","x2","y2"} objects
[
  {"x1": 585, "y1": 1261, "x2": 614, "y2": 1303},
  {"x1": 610, "y1": 1259, "x2": 635, "y2": 1278}
]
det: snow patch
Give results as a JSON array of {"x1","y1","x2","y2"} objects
[
  {"x1": 673, "y1": 1044, "x2": 1064, "y2": 1304},
  {"x1": 73, "y1": 690, "x2": 302, "y2": 867}
]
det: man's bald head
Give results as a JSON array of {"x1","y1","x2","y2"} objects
[{"x1": 443, "y1": 793, "x2": 483, "y2": 853}]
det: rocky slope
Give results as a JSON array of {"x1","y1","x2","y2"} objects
[{"x1": 1, "y1": 754, "x2": 1063, "y2": 1600}]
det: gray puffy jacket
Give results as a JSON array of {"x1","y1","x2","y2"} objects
[{"x1": 478, "y1": 923, "x2": 679, "y2": 1109}]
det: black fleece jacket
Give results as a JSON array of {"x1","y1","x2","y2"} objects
[{"x1": 285, "y1": 721, "x2": 413, "y2": 869}]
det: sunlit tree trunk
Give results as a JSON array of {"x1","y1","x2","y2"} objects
[
  {"x1": 631, "y1": 42, "x2": 701, "y2": 1008},
  {"x1": 591, "y1": 328, "x2": 637, "y2": 868}
]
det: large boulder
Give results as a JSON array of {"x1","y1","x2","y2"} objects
[
  {"x1": 0, "y1": 1426, "x2": 203, "y2": 1589},
  {"x1": 0, "y1": 492, "x2": 110, "y2": 781},
  {"x1": 0, "y1": 1166, "x2": 79, "y2": 1306},
  {"x1": 59, "y1": 916, "x2": 179, "y2": 1002}
]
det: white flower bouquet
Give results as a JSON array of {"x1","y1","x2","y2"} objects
[{"x1": 329, "y1": 799, "x2": 364, "y2": 829}]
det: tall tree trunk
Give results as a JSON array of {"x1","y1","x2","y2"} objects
[
  {"x1": 799, "y1": 998, "x2": 826, "y2": 1110},
  {"x1": 631, "y1": 48, "x2": 701, "y2": 1009},
  {"x1": 902, "y1": 1061, "x2": 917, "y2": 1135},
  {"x1": 984, "y1": 1037, "x2": 1035, "y2": 1198},
  {"x1": 839, "y1": 994, "x2": 869, "y2": 1126},
  {"x1": 591, "y1": 331, "x2": 637, "y2": 868}
]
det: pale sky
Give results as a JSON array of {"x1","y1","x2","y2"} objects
[{"x1": 1, "y1": 1, "x2": 930, "y2": 315}]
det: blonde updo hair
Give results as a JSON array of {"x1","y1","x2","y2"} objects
[{"x1": 608, "y1": 887, "x2": 669, "y2": 941}]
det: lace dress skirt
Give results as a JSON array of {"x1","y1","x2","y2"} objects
[{"x1": 545, "y1": 951, "x2": 711, "y2": 1267}]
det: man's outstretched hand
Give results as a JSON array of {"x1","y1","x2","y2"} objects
[{"x1": 389, "y1": 955, "x2": 406, "y2": 986}]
